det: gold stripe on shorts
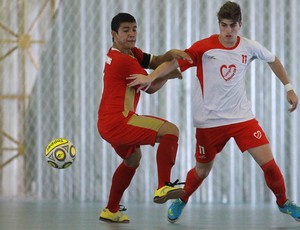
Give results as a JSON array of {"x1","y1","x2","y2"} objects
[{"x1": 127, "y1": 114, "x2": 164, "y2": 131}]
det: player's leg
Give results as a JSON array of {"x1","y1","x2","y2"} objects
[
  {"x1": 235, "y1": 120, "x2": 287, "y2": 206},
  {"x1": 248, "y1": 144, "x2": 286, "y2": 205},
  {"x1": 107, "y1": 113, "x2": 183, "y2": 204},
  {"x1": 182, "y1": 126, "x2": 225, "y2": 202},
  {"x1": 233, "y1": 119, "x2": 300, "y2": 221},
  {"x1": 153, "y1": 121, "x2": 185, "y2": 203},
  {"x1": 248, "y1": 145, "x2": 300, "y2": 221},
  {"x1": 185, "y1": 160, "x2": 214, "y2": 202},
  {"x1": 155, "y1": 121, "x2": 179, "y2": 187},
  {"x1": 168, "y1": 127, "x2": 227, "y2": 223},
  {"x1": 99, "y1": 146, "x2": 141, "y2": 223},
  {"x1": 167, "y1": 160, "x2": 214, "y2": 223}
]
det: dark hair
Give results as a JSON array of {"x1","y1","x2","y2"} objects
[
  {"x1": 111, "y1": 13, "x2": 136, "y2": 32},
  {"x1": 217, "y1": 1, "x2": 242, "y2": 23}
]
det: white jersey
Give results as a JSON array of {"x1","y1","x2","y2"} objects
[{"x1": 178, "y1": 35, "x2": 275, "y2": 128}]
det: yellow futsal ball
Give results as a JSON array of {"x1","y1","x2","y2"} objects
[{"x1": 45, "y1": 138, "x2": 76, "y2": 169}]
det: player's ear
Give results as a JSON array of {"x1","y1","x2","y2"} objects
[{"x1": 111, "y1": 31, "x2": 117, "y2": 42}]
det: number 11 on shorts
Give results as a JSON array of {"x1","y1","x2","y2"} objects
[{"x1": 199, "y1": 145, "x2": 205, "y2": 155}]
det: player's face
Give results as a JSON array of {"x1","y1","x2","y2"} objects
[
  {"x1": 112, "y1": 22, "x2": 137, "y2": 52},
  {"x1": 218, "y1": 19, "x2": 241, "y2": 48}
]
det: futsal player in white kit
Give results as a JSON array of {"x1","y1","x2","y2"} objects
[{"x1": 128, "y1": 1, "x2": 300, "y2": 223}]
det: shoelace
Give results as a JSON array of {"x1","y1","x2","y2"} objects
[
  {"x1": 119, "y1": 205, "x2": 127, "y2": 212},
  {"x1": 166, "y1": 179, "x2": 185, "y2": 187}
]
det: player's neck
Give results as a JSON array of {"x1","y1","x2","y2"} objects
[{"x1": 112, "y1": 44, "x2": 132, "y2": 55}]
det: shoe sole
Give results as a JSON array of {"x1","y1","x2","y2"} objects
[
  {"x1": 99, "y1": 217, "x2": 130, "y2": 223},
  {"x1": 279, "y1": 210, "x2": 300, "y2": 222},
  {"x1": 167, "y1": 217, "x2": 179, "y2": 223},
  {"x1": 153, "y1": 189, "x2": 185, "y2": 204}
]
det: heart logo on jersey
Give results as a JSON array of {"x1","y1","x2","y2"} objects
[
  {"x1": 253, "y1": 131, "x2": 262, "y2": 139},
  {"x1": 220, "y1": 64, "x2": 237, "y2": 81}
]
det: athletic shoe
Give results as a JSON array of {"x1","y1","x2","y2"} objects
[
  {"x1": 99, "y1": 205, "x2": 129, "y2": 223},
  {"x1": 167, "y1": 198, "x2": 186, "y2": 223},
  {"x1": 153, "y1": 180, "x2": 185, "y2": 204},
  {"x1": 278, "y1": 200, "x2": 300, "y2": 222}
]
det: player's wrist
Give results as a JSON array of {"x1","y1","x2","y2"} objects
[{"x1": 284, "y1": 83, "x2": 293, "y2": 92}]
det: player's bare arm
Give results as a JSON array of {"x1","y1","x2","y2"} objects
[
  {"x1": 149, "y1": 49, "x2": 192, "y2": 69},
  {"x1": 268, "y1": 57, "x2": 298, "y2": 112},
  {"x1": 150, "y1": 49, "x2": 191, "y2": 80},
  {"x1": 127, "y1": 58, "x2": 180, "y2": 92},
  {"x1": 145, "y1": 69, "x2": 182, "y2": 94}
]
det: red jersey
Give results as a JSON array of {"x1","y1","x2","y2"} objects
[{"x1": 98, "y1": 47, "x2": 149, "y2": 135}]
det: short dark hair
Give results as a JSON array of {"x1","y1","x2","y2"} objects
[
  {"x1": 217, "y1": 1, "x2": 242, "y2": 23},
  {"x1": 111, "y1": 13, "x2": 136, "y2": 32}
]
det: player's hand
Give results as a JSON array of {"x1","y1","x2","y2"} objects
[
  {"x1": 168, "y1": 49, "x2": 193, "y2": 63},
  {"x1": 127, "y1": 74, "x2": 153, "y2": 92},
  {"x1": 287, "y1": 90, "x2": 298, "y2": 112}
]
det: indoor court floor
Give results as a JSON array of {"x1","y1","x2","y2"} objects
[{"x1": 1, "y1": 199, "x2": 299, "y2": 230}]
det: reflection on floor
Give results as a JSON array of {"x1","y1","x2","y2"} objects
[{"x1": 0, "y1": 200, "x2": 299, "y2": 230}]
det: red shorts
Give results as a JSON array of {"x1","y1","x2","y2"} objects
[
  {"x1": 99, "y1": 114, "x2": 166, "y2": 159},
  {"x1": 195, "y1": 119, "x2": 269, "y2": 163}
]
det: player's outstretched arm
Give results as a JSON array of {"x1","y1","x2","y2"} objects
[
  {"x1": 136, "y1": 49, "x2": 191, "y2": 93},
  {"x1": 149, "y1": 49, "x2": 192, "y2": 69},
  {"x1": 127, "y1": 58, "x2": 180, "y2": 92},
  {"x1": 145, "y1": 69, "x2": 182, "y2": 94},
  {"x1": 268, "y1": 57, "x2": 298, "y2": 112}
]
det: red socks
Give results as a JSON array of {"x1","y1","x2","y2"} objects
[
  {"x1": 106, "y1": 150, "x2": 286, "y2": 210},
  {"x1": 181, "y1": 167, "x2": 204, "y2": 203},
  {"x1": 106, "y1": 162, "x2": 137, "y2": 212},
  {"x1": 181, "y1": 159, "x2": 287, "y2": 206},
  {"x1": 156, "y1": 134, "x2": 178, "y2": 188},
  {"x1": 106, "y1": 134, "x2": 178, "y2": 211},
  {"x1": 261, "y1": 159, "x2": 287, "y2": 207}
]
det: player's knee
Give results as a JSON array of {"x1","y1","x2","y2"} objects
[
  {"x1": 159, "y1": 122, "x2": 179, "y2": 137},
  {"x1": 124, "y1": 151, "x2": 141, "y2": 168},
  {"x1": 195, "y1": 165, "x2": 212, "y2": 179},
  {"x1": 171, "y1": 124, "x2": 179, "y2": 136}
]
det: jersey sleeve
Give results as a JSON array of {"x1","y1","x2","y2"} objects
[
  {"x1": 131, "y1": 47, "x2": 152, "y2": 68},
  {"x1": 249, "y1": 39, "x2": 275, "y2": 63},
  {"x1": 177, "y1": 41, "x2": 203, "y2": 72}
]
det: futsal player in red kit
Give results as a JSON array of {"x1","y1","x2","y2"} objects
[
  {"x1": 128, "y1": 1, "x2": 300, "y2": 223},
  {"x1": 97, "y1": 13, "x2": 192, "y2": 223}
]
